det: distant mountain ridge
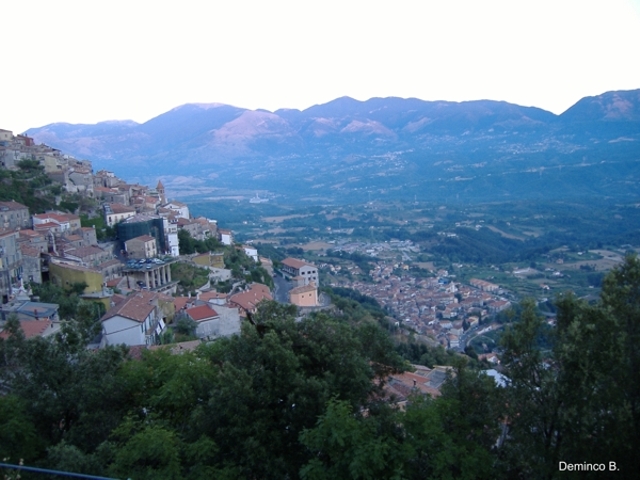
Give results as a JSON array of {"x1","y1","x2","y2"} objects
[{"x1": 25, "y1": 89, "x2": 640, "y2": 204}]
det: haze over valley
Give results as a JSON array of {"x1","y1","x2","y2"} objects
[{"x1": 26, "y1": 89, "x2": 640, "y2": 205}]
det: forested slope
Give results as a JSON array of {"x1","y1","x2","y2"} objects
[{"x1": 1, "y1": 257, "x2": 640, "y2": 479}]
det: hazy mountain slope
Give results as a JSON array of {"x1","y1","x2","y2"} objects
[
  {"x1": 25, "y1": 90, "x2": 640, "y2": 203},
  {"x1": 560, "y1": 89, "x2": 640, "y2": 123}
]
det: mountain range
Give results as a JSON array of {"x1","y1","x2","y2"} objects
[{"x1": 26, "y1": 89, "x2": 640, "y2": 205}]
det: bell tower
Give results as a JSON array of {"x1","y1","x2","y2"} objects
[{"x1": 156, "y1": 180, "x2": 166, "y2": 205}]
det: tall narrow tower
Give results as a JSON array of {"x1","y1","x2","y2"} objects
[{"x1": 156, "y1": 180, "x2": 166, "y2": 205}]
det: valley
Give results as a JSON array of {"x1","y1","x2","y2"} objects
[{"x1": 189, "y1": 198, "x2": 639, "y2": 303}]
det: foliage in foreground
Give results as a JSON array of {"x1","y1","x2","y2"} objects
[{"x1": 1, "y1": 256, "x2": 640, "y2": 478}]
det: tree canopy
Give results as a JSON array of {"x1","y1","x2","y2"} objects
[{"x1": 2, "y1": 257, "x2": 640, "y2": 478}]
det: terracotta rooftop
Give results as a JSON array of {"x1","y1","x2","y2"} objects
[
  {"x1": 176, "y1": 218, "x2": 193, "y2": 226},
  {"x1": 385, "y1": 367, "x2": 446, "y2": 401},
  {"x1": 33, "y1": 212, "x2": 79, "y2": 223},
  {"x1": 108, "y1": 203, "x2": 136, "y2": 214},
  {"x1": 106, "y1": 277, "x2": 124, "y2": 288},
  {"x1": 34, "y1": 221, "x2": 60, "y2": 230},
  {"x1": 186, "y1": 304, "x2": 219, "y2": 322},
  {"x1": 166, "y1": 200, "x2": 187, "y2": 207},
  {"x1": 199, "y1": 290, "x2": 228, "y2": 302},
  {"x1": 282, "y1": 257, "x2": 313, "y2": 270},
  {"x1": 20, "y1": 244, "x2": 41, "y2": 257},
  {"x1": 128, "y1": 235, "x2": 155, "y2": 243},
  {"x1": 0, "y1": 200, "x2": 28, "y2": 211},
  {"x1": 18, "y1": 229, "x2": 44, "y2": 238},
  {"x1": 173, "y1": 296, "x2": 195, "y2": 311},
  {"x1": 229, "y1": 284, "x2": 272, "y2": 312},
  {"x1": 101, "y1": 291, "x2": 158, "y2": 323},
  {"x1": 290, "y1": 283, "x2": 317, "y2": 295},
  {"x1": 0, "y1": 320, "x2": 53, "y2": 340}
]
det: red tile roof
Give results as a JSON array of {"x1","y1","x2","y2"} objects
[
  {"x1": 282, "y1": 257, "x2": 310, "y2": 270},
  {"x1": 101, "y1": 291, "x2": 158, "y2": 323},
  {"x1": 229, "y1": 283, "x2": 272, "y2": 313},
  {"x1": 199, "y1": 290, "x2": 228, "y2": 302},
  {"x1": 186, "y1": 304, "x2": 219, "y2": 322},
  {"x1": 106, "y1": 277, "x2": 124, "y2": 288},
  {"x1": 0, "y1": 200, "x2": 28, "y2": 211},
  {"x1": 173, "y1": 296, "x2": 195, "y2": 311},
  {"x1": 18, "y1": 229, "x2": 44, "y2": 238},
  {"x1": 20, "y1": 244, "x2": 41, "y2": 257},
  {"x1": 0, "y1": 320, "x2": 53, "y2": 340},
  {"x1": 34, "y1": 221, "x2": 60, "y2": 230},
  {"x1": 290, "y1": 283, "x2": 317, "y2": 295},
  {"x1": 108, "y1": 203, "x2": 136, "y2": 214},
  {"x1": 129, "y1": 235, "x2": 155, "y2": 243}
]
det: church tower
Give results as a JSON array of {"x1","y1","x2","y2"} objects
[{"x1": 157, "y1": 180, "x2": 166, "y2": 205}]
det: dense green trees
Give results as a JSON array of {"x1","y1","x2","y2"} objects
[
  {"x1": 176, "y1": 231, "x2": 274, "y2": 289},
  {"x1": 0, "y1": 301, "x2": 404, "y2": 478},
  {"x1": 177, "y1": 229, "x2": 222, "y2": 255},
  {"x1": 170, "y1": 262, "x2": 210, "y2": 293},
  {"x1": 224, "y1": 246, "x2": 274, "y2": 288},
  {"x1": 299, "y1": 362, "x2": 502, "y2": 480},
  {"x1": 0, "y1": 160, "x2": 57, "y2": 213},
  {"x1": 497, "y1": 256, "x2": 640, "y2": 478},
  {"x1": 2, "y1": 256, "x2": 640, "y2": 478},
  {"x1": 0, "y1": 159, "x2": 97, "y2": 215}
]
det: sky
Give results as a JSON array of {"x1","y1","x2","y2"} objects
[{"x1": 3, "y1": 0, "x2": 640, "y2": 134}]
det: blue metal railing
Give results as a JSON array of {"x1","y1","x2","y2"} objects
[{"x1": 0, "y1": 462, "x2": 120, "y2": 479}]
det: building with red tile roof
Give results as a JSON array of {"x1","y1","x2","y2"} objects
[
  {"x1": 0, "y1": 320, "x2": 54, "y2": 340},
  {"x1": 100, "y1": 291, "x2": 169, "y2": 347},
  {"x1": 186, "y1": 304, "x2": 219, "y2": 322},
  {"x1": 198, "y1": 290, "x2": 228, "y2": 305},
  {"x1": 185, "y1": 303, "x2": 227, "y2": 339},
  {"x1": 229, "y1": 283, "x2": 272, "y2": 315},
  {"x1": 281, "y1": 257, "x2": 318, "y2": 286}
]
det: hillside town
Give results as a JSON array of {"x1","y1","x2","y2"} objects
[
  {"x1": 0, "y1": 128, "x2": 516, "y2": 374},
  {"x1": 0, "y1": 129, "x2": 332, "y2": 351},
  {"x1": 347, "y1": 269, "x2": 509, "y2": 351}
]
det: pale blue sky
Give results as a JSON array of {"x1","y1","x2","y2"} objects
[{"x1": 3, "y1": 0, "x2": 640, "y2": 133}]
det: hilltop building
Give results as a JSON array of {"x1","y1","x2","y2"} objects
[
  {"x1": 100, "y1": 291, "x2": 172, "y2": 347},
  {"x1": 164, "y1": 200, "x2": 189, "y2": 219},
  {"x1": 470, "y1": 278, "x2": 500, "y2": 292},
  {"x1": 156, "y1": 180, "x2": 166, "y2": 205},
  {"x1": 0, "y1": 201, "x2": 30, "y2": 230},
  {"x1": 48, "y1": 260, "x2": 114, "y2": 311},
  {"x1": 104, "y1": 203, "x2": 136, "y2": 226},
  {"x1": 281, "y1": 257, "x2": 318, "y2": 286},
  {"x1": 289, "y1": 282, "x2": 318, "y2": 307},
  {"x1": 219, "y1": 229, "x2": 233, "y2": 246},
  {"x1": 125, "y1": 235, "x2": 158, "y2": 259},
  {"x1": 0, "y1": 229, "x2": 22, "y2": 303},
  {"x1": 117, "y1": 214, "x2": 167, "y2": 254},
  {"x1": 229, "y1": 283, "x2": 272, "y2": 316}
]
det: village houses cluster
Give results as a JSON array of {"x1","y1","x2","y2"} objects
[
  {"x1": 1, "y1": 128, "x2": 506, "y2": 397},
  {"x1": 349, "y1": 268, "x2": 510, "y2": 351},
  {"x1": 0, "y1": 128, "x2": 298, "y2": 349}
]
